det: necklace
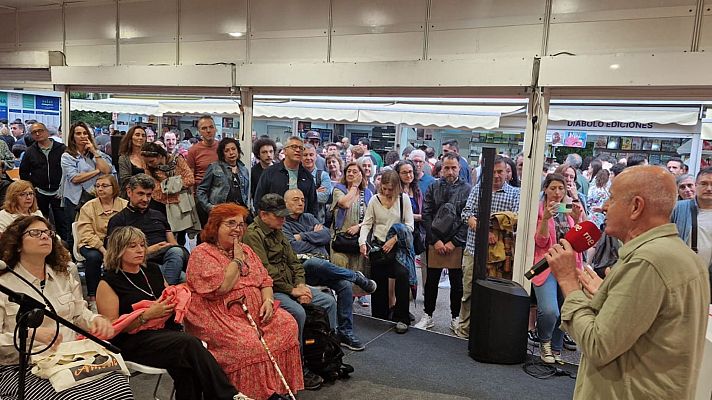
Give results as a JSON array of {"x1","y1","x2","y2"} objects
[{"x1": 120, "y1": 267, "x2": 156, "y2": 299}]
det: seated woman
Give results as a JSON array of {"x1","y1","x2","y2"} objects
[
  {"x1": 186, "y1": 203, "x2": 303, "y2": 400},
  {"x1": 96, "y1": 226, "x2": 242, "y2": 400},
  {"x1": 197, "y1": 138, "x2": 250, "y2": 212},
  {"x1": 76, "y1": 174, "x2": 128, "y2": 306},
  {"x1": 0, "y1": 180, "x2": 43, "y2": 233},
  {"x1": 0, "y1": 215, "x2": 133, "y2": 399}
]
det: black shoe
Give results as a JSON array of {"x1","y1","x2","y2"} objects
[
  {"x1": 354, "y1": 271, "x2": 377, "y2": 294},
  {"x1": 563, "y1": 333, "x2": 577, "y2": 351},
  {"x1": 394, "y1": 322, "x2": 409, "y2": 334},
  {"x1": 527, "y1": 330, "x2": 540, "y2": 344},
  {"x1": 303, "y1": 368, "x2": 323, "y2": 390},
  {"x1": 338, "y1": 332, "x2": 365, "y2": 351}
]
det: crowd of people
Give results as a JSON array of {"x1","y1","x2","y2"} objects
[{"x1": 0, "y1": 114, "x2": 709, "y2": 399}]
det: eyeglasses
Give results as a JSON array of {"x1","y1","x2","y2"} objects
[
  {"x1": 18, "y1": 191, "x2": 35, "y2": 198},
  {"x1": 23, "y1": 229, "x2": 54, "y2": 238},
  {"x1": 95, "y1": 184, "x2": 113, "y2": 189},
  {"x1": 285, "y1": 145, "x2": 305, "y2": 151},
  {"x1": 222, "y1": 220, "x2": 247, "y2": 230}
]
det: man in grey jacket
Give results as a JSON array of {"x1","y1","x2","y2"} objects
[{"x1": 282, "y1": 188, "x2": 376, "y2": 352}]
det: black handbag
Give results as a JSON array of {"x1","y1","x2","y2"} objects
[
  {"x1": 368, "y1": 194, "x2": 403, "y2": 265},
  {"x1": 332, "y1": 232, "x2": 360, "y2": 254}
]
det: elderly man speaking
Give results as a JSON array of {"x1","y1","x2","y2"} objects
[{"x1": 546, "y1": 165, "x2": 709, "y2": 399}]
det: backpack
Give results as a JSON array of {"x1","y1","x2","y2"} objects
[
  {"x1": 431, "y1": 202, "x2": 458, "y2": 242},
  {"x1": 301, "y1": 303, "x2": 354, "y2": 381}
]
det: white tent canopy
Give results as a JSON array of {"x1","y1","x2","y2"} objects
[
  {"x1": 549, "y1": 107, "x2": 700, "y2": 126},
  {"x1": 70, "y1": 98, "x2": 524, "y2": 130}
]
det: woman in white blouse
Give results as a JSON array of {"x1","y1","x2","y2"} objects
[
  {"x1": 358, "y1": 169, "x2": 414, "y2": 333},
  {"x1": 0, "y1": 180, "x2": 43, "y2": 233}
]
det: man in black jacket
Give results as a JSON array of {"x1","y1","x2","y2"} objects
[
  {"x1": 254, "y1": 136, "x2": 318, "y2": 216},
  {"x1": 415, "y1": 153, "x2": 471, "y2": 332},
  {"x1": 19, "y1": 122, "x2": 69, "y2": 242}
]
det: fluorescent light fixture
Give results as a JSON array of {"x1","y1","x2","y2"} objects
[
  {"x1": 228, "y1": 32, "x2": 243, "y2": 37},
  {"x1": 609, "y1": 64, "x2": 620, "y2": 70}
]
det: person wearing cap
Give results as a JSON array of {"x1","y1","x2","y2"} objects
[
  {"x1": 304, "y1": 131, "x2": 326, "y2": 170},
  {"x1": 242, "y1": 193, "x2": 337, "y2": 391},
  {"x1": 254, "y1": 136, "x2": 319, "y2": 216}
]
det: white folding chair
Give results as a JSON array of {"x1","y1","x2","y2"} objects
[
  {"x1": 125, "y1": 361, "x2": 174, "y2": 400},
  {"x1": 71, "y1": 222, "x2": 85, "y2": 262}
]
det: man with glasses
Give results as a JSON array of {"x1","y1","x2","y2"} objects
[
  {"x1": 672, "y1": 166, "x2": 712, "y2": 299},
  {"x1": 242, "y1": 193, "x2": 336, "y2": 391},
  {"x1": 254, "y1": 136, "x2": 319, "y2": 216},
  {"x1": 409, "y1": 149, "x2": 435, "y2": 196},
  {"x1": 187, "y1": 115, "x2": 219, "y2": 224},
  {"x1": 19, "y1": 122, "x2": 69, "y2": 243},
  {"x1": 106, "y1": 174, "x2": 188, "y2": 285}
]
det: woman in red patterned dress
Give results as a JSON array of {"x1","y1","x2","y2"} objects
[{"x1": 185, "y1": 203, "x2": 303, "y2": 400}]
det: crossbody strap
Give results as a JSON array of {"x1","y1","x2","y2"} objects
[{"x1": 691, "y1": 201, "x2": 698, "y2": 253}]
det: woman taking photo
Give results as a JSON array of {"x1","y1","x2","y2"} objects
[
  {"x1": 331, "y1": 162, "x2": 373, "y2": 307},
  {"x1": 186, "y1": 204, "x2": 303, "y2": 400},
  {"x1": 118, "y1": 125, "x2": 147, "y2": 196},
  {"x1": 61, "y1": 121, "x2": 114, "y2": 252},
  {"x1": 358, "y1": 170, "x2": 414, "y2": 333},
  {"x1": 197, "y1": 138, "x2": 250, "y2": 213},
  {"x1": 0, "y1": 180, "x2": 43, "y2": 233},
  {"x1": 96, "y1": 226, "x2": 243, "y2": 400},
  {"x1": 76, "y1": 174, "x2": 128, "y2": 307},
  {"x1": 0, "y1": 216, "x2": 133, "y2": 399},
  {"x1": 326, "y1": 153, "x2": 343, "y2": 186},
  {"x1": 532, "y1": 173, "x2": 584, "y2": 364}
]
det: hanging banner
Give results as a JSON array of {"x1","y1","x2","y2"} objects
[
  {"x1": 0, "y1": 93, "x2": 6, "y2": 121},
  {"x1": 546, "y1": 130, "x2": 588, "y2": 148}
]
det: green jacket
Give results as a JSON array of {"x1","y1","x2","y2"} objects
[{"x1": 242, "y1": 216, "x2": 305, "y2": 295}]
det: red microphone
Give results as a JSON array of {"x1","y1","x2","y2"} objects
[{"x1": 524, "y1": 220, "x2": 602, "y2": 280}]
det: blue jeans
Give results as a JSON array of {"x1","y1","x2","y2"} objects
[
  {"x1": 159, "y1": 246, "x2": 187, "y2": 285},
  {"x1": 79, "y1": 246, "x2": 103, "y2": 297},
  {"x1": 275, "y1": 287, "x2": 337, "y2": 353},
  {"x1": 533, "y1": 272, "x2": 564, "y2": 352},
  {"x1": 302, "y1": 257, "x2": 358, "y2": 336}
]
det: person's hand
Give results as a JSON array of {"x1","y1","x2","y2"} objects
[
  {"x1": 84, "y1": 141, "x2": 97, "y2": 155},
  {"x1": 291, "y1": 285, "x2": 312, "y2": 300},
  {"x1": 259, "y1": 299, "x2": 274, "y2": 323},
  {"x1": 147, "y1": 241, "x2": 171, "y2": 254},
  {"x1": 143, "y1": 298, "x2": 175, "y2": 320},
  {"x1": 317, "y1": 186, "x2": 327, "y2": 193},
  {"x1": 297, "y1": 295, "x2": 312, "y2": 304},
  {"x1": 467, "y1": 216, "x2": 477, "y2": 230},
  {"x1": 543, "y1": 201, "x2": 558, "y2": 220},
  {"x1": 90, "y1": 316, "x2": 114, "y2": 339},
  {"x1": 34, "y1": 327, "x2": 63, "y2": 349},
  {"x1": 488, "y1": 232, "x2": 497, "y2": 245},
  {"x1": 346, "y1": 225, "x2": 360, "y2": 235},
  {"x1": 578, "y1": 265, "x2": 604, "y2": 297},
  {"x1": 382, "y1": 236, "x2": 398, "y2": 253},
  {"x1": 434, "y1": 240, "x2": 446, "y2": 255},
  {"x1": 571, "y1": 201, "x2": 584, "y2": 222},
  {"x1": 233, "y1": 237, "x2": 243, "y2": 260},
  {"x1": 360, "y1": 244, "x2": 369, "y2": 258},
  {"x1": 545, "y1": 239, "x2": 580, "y2": 296},
  {"x1": 313, "y1": 224, "x2": 324, "y2": 232},
  {"x1": 99, "y1": 247, "x2": 107, "y2": 256},
  {"x1": 444, "y1": 242, "x2": 455, "y2": 253}
]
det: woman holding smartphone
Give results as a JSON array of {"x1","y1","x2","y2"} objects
[{"x1": 531, "y1": 173, "x2": 584, "y2": 364}]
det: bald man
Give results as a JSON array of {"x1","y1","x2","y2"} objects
[{"x1": 546, "y1": 166, "x2": 709, "y2": 399}]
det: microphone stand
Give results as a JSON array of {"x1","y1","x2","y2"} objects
[{"x1": 0, "y1": 283, "x2": 121, "y2": 400}]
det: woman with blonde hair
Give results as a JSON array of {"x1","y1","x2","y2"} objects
[
  {"x1": 0, "y1": 180, "x2": 43, "y2": 232},
  {"x1": 97, "y1": 226, "x2": 244, "y2": 400}
]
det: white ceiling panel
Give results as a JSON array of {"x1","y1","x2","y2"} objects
[
  {"x1": 250, "y1": 0, "x2": 328, "y2": 33},
  {"x1": 0, "y1": 10, "x2": 16, "y2": 49},
  {"x1": 331, "y1": 32, "x2": 422, "y2": 62},
  {"x1": 18, "y1": 6, "x2": 62, "y2": 51},
  {"x1": 180, "y1": 40, "x2": 246, "y2": 65},
  {"x1": 119, "y1": 0, "x2": 176, "y2": 42},
  {"x1": 430, "y1": 0, "x2": 546, "y2": 29},
  {"x1": 65, "y1": 1, "x2": 116, "y2": 44},
  {"x1": 250, "y1": 37, "x2": 327, "y2": 63},
  {"x1": 180, "y1": 0, "x2": 247, "y2": 40},
  {"x1": 332, "y1": 0, "x2": 426, "y2": 35}
]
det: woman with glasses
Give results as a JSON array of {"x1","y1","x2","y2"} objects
[
  {"x1": 97, "y1": 226, "x2": 244, "y2": 400},
  {"x1": 117, "y1": 125, "x2": 147, "y2": 197},
  {"x1": 197, "y1": 138, "x2": 250, "y2": 214},
  {"x1": 0, "y1": 216, "x2": 134, "y2": 400},
  {"x1": 61, "y1": 122, "x2": 115, "y2": 253},
  {"x1": 185, "y1": 204, "x2": 303, "y2": 400},
  {"x1": 0, "y1": 180, "x2": 43, "y2": 233},
  {"x1": 76, "y1": 174, "x2": 128, "y2": 307}
]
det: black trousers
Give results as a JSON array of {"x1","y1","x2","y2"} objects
[
  {"x1": 117, "y1": 329, "x2": 237, "y2": 400},
  {"x1": 423, "y1": 267, "x2": 463, "y2": 318},
  {"x1": 36, "y1": 192, "x2": 69, "y2": 243},
  {"x1": 371, "y1": 260, "x2": 410, "y2": 325}
]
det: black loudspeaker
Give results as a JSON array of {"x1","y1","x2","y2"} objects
[{"x1": 469, "y1": 278, "x2": 530, "y2": 364}]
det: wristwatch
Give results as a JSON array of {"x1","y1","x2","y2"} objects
[{"x1": 138, "y1": 314, "x2": 147, "y2": 325}]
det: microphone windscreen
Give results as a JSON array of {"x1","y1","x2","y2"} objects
[{"x1": 564, "y1": 220, "x2": 602, "y2": 252}]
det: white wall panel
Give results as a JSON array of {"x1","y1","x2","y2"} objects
[
  {"x1": 331, "y1": 0, "x2": 425, "y2": 62},
  {"x1": 179, "y1": 0, "x2": 247, "y2": 65},
  {"x1": 428, "y1": 0, "x2": 546, "y2": 59},
  {"x1": 548, "y1": 0, "x2": 696, "y2": 55},
  {"x1": 65, "y1": 1, "x2": 116, "y2": 66},
  {"x1": 119, "y1": 0, "x2": 177, "y2": 65},
  {"x1": 250, "y1": 37, "x2": 328, "y2": 63},
  {"x1": 698, "y1": 2, "x2": 712, "y2": 52},
  {"x1": 0, "y1": 10, "x2": 16, "y2": 50},
  {"x1": 18, "y1": 7, "x2": 62, "y2": 51}
]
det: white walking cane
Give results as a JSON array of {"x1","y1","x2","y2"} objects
[{"x1": 227, "y1": 296, "x2": 297, "y2": 400}]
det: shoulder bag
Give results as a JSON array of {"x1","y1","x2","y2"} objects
[{"x1": 368, "y1": 194, "x2": 403, "y2": 265}]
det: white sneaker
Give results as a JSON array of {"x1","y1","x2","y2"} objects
[
  {"x1": 450, "y1": 317, "x2": 460, "y2": 332},
  {"x1": 539, "y1": 341, "x2": 555, "y2": 364},
  {"x1": 414, "y1": 314, "x2": 434, "y2": 330}
]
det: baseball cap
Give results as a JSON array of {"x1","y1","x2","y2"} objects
[
  {"x1": 259, "y1": 193, "x2": 290, "y2": 217},
  {"x1": 305, "y1": 130, "x2": 321, "y2": 140}
]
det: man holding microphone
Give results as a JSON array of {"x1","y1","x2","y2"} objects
[{"x1": 546, "y1": 166, "x2": 709, "y2": 399}]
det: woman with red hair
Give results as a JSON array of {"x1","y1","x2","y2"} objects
[{"x1": 185, "y1": 204, "x2": 303, "y2": 400}]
